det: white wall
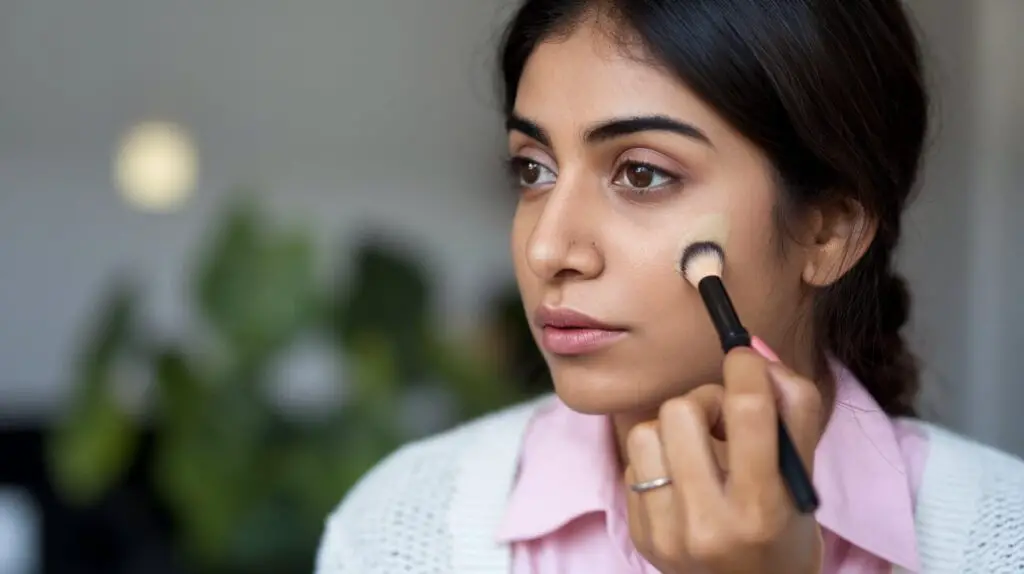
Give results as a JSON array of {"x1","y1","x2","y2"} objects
[
  {"x1": 966, "y1": 0, "x2": 1024, "y2": 453},
  {"x1": 900, "y1": 0, "x2": 1024, "y2": 452}
]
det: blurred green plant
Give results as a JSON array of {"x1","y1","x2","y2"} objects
[{"x1": 47, "y1": 194, "x2": 527, "y2": 574}]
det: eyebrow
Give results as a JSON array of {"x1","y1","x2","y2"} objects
[
  {"x1": 505, "y1": 113, "x2": 713, "y2": 148},
  {"x1": 505, "y1": 115, "x2": 551, "y2": 146}
]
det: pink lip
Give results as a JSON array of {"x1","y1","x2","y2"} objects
[
  {"x1": 540, "y1": 327, "x2": 627, "y2": 355},
  {"x1": 533, "y1": 306, "x2": 627, "y2": 356}
]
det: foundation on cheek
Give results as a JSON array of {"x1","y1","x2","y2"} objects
[{"x1": 672, "y1": 213, "x2": 730, "y2": 275}]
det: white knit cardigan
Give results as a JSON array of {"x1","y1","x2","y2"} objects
[{"x1": 315, "y1": 397, "x2": 1024, "y2": 573}]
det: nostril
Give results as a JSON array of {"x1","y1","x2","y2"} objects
[{"x1": 553, "y1": 268, "x2": 584, "y2": 281}]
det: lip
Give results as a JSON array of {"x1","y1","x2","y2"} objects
[{"x1": 533, "y1": 306, "x2": 628, "y2": 356}]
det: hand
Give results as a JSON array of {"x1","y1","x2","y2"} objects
[{"x1": 624, "y1": 343, "x2": 824, "y2": 574}]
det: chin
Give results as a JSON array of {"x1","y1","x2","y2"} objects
[{"x1": 548, "y1": 363, "x2": 672, "y2": 416}]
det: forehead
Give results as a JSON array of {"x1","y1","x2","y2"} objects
[{"x1": 514, "y1": 20, "x2": 724, "y2": 137}]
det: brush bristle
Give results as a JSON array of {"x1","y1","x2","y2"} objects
[{"x1": 679, "y1": 241, "x2": 725, "y2": 288}]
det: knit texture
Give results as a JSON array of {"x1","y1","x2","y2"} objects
[
  {"x1": 912, "y1": 424, "x2": 1024, "y2": 572},
  {"x1": 315, "y1": 398, "x2": 1024, "y2": 573}
]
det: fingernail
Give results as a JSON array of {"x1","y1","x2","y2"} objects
[
  {"x1": 751, "y1": 336, "x2": 780, "y2": 363},
  {"x1": 766, "y1": 363, "x2": 799, "y2": 408}
]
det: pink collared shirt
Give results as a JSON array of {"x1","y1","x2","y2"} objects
[{"x1": 496, "y1": 364, "x2": 929, "y2": 573}]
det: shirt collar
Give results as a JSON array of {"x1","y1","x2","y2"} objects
[
  {"x1": 813, "y1": 361, "x2": 920, "y2": 571},
  {"x1": 495, "y1": 398, "x2": 621, "y2": 541},
  {"x1": 495, "y1": 364, "x2": 920, "y2": 571}
]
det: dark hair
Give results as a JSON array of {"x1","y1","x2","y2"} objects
[{"x1": 498, "y1": 0, "x2": 928, "y2": 416}]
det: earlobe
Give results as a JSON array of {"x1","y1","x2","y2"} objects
[{"x1": 801, "y1": 200, "x2": 876, "y2": 287}]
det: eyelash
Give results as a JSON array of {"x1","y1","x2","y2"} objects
[
  {"x1": 504, "y1": 156, "x2": 555, "y2": 188},
  {"x1": 504, "y1": 156, "x2": 681, "y2": 197}
]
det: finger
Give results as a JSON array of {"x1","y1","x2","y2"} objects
[
  {"x1": 721, "y1": 347, "x2": 784, "y2": 507},
  {"x1": 750, "y1": 335, "x2": 781, "y2": 363},
  {"x1": 624, "y1": 465, "x2": 650, "y2": 555},
  {"x1": 625, "y1": 422, "x2": 681, "y2": 557},
  {"x1": 659, "y1": 386, "x2": 728, "y2": 523},
  {"x1": 767, "y1": 362, "x2": 823, "y2": 469}
]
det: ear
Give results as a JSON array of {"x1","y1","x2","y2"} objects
[{"x1": 801, "y1": 199, "x2": 876, "y2": 287}]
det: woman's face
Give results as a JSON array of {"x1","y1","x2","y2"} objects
[{"x1": 508, "y1": 20, "x2": 813, "y2": 415}]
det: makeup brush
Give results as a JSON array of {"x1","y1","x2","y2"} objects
[{"x1": 679, "y1": 240, "x2": 820, "y2": 514}]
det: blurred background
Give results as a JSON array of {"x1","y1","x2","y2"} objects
[{"x1": 0, "y1": 1, "x2": 1020, "y2": 573}]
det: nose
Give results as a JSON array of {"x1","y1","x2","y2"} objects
[{"x1": 525, "y1": 183, "x2": 604, "y2": 282}]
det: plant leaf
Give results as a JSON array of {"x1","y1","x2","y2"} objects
[
  {"x1": 47, "y1": 281, "x2": 141, "y2": 505},
  {"x1": 335, "y1": 237, "x2": 432, "y2": 383},
  {"x1": 194, "y1": 196, "x2": 319, "y2": 364}
]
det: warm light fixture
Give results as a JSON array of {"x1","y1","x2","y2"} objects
[{"x1": 114, "y1": 121, "x2": 198, "y2": 212}]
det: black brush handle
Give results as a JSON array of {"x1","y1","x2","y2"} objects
[
  {"x1": 697, "y1": 277, "x2": 751, "y2": 351},
  {"x1": 777, "y1": 418, "x2": 820, "y2": 513},
  {"x1": 697, "y1": 276, "x2": 820, "y2": 514}
]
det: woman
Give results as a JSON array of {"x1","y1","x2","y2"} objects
[{"x1": 316, "y1": 0, "x2": 1024, "y2": 572}]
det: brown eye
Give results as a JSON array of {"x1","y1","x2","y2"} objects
[
  {"x1": 521, "y1": 161, "x2": 542, "y2": 184},
  {"x1": 613, "y1": 161, "x2": 675, "y2": 191},
  {"x1": 508, "y1": 157, "x2": 556, "y2": 188},
  {"x1": 625, "y1": 164, "x2": 655, "y2": 187}
]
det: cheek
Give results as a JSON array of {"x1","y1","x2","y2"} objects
[
  {"x1": 720, "y1": 217, "x2": 805, "y2": 340},
  {"x1": 510, "y1": 205, "x2": 537, "y2": 297},
  {"x1": 607, "y1": 227, "x2": 719, "y2": 344}
]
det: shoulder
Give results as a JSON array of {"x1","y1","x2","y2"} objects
[
  {"x1": 314, "y1": 396, "x2": 550, "y2": 573},
  {"x1": 901, "y1": 419, "x2": 1024, "y2": 570},
  {"x1": 911, "y1": 419, "x2": 1024, "y2": 485}
]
